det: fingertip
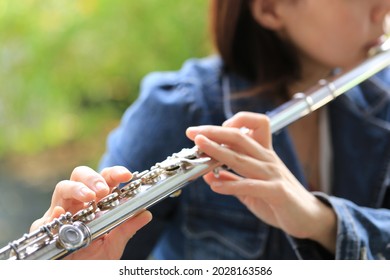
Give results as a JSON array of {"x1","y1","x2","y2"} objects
[
  {"x1": 203, "y1": 174, "x2": 222, "y2": 190},
  {"x1": 113, "y1": 166, "x2": 133, "y2": 181},
  {"x1": 186, "y1": 126, "x2": 200, "y2": 140},
  {"x1": 134, "y1": 210, "x2": 153, "y2": 226},
  {"x1": 50, "y1": 206, "x2": 66, "y2": 221},
  {"x1": 222, "y1": 119, "x2": 232, "y2": 127},
  {"x1": 79, "y1": 186, "x2": 97, "y2": 201},
  {"x1": 117, "y1": 211, "x2": 153, "y2": 238},
  {"x1": 209, "y1": 182, "x2": 224, "y2": 194},
  {"x1": 143, "y1": 210, "x2": 153, "y2": 224},
  {"x1": 202, "y1": 172, "x2": 214, "y2": 184},
  {"x1": 94, "y1": 182, "x2": 110, "y2": 196},
  {"x1": 139, "y1": 211, "x2": 153, "y2": 229},
  {"x1": 194, "y1": 134, "x2": 212, "y2": 149},
  {"x1": 101, "y1": 166, "x2": 132, "y2": 189}
]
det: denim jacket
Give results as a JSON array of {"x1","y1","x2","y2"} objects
[{"x1": 99, "y1": 56, "x2": 390, "y2": 260}]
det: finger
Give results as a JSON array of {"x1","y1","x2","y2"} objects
[
  {"x1": 205, "y1": 172, "x2": 284, "y2": 205},
  {"x1": 30, "y1": 217, "x2": 45, "y2": 232},
  {"x1": 103, "y1": 211, "x2": 152, "y2": 257},
  {"x1": 194, "y1": 134, "x2": 274, "y2": 179},
  {"x1": 70, "y1": 166, "x2": 110, "y2": 196},
  {"x1": 187, "y1": 125, "x2": 245, "y2": 145},
  {"x1": 187, "y1": 125, "x2": 271, "y2": 161},
  {"x1": 100, "y1": 166, "x2": 133, "y2": 188},
  {"x1": 29, "y1": 206, "x2": 66, "y2": 232},
  {"x1": 223, "y1": 112, "x2": 272, "y2": 149},
  {"x1": 108, "y1": 211, "x2": 152, "y2": 242},
  {"x1": 203, "y1": 169, "x2": 242, "y2": 183},
  {"x1": 53, "y1": 180, "x2": 96, "y2": 204},
  {"x1": 50, "y1": 206, "x2": 67, "y2": 220}
]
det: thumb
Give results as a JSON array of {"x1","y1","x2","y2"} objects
[{"x1": 104, "y1": 211, "x2": 153, "y2": 249}]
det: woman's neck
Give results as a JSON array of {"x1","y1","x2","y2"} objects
[{"x1": 288, "y1": 53, "x2": 333, "y2": 97}]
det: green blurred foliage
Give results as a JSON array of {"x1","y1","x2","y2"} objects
[{"x1": 0, "y1": 0, "x2": 211, "y2": 156}]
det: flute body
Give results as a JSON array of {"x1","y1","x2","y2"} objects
[{"x1": 1, "y1": 41, "x2": 390, "y2": 260}]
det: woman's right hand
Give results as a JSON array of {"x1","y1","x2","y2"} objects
[
  {"x1": 186, "y1": 112, "x2": 337, "y2": 253},
  {"x1": 30, "y1": 166, "x2": 152, "y2": 260}
]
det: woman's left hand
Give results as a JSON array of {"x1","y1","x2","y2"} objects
[
  {"x1": 186, "y1": 111, "x2": 336, "y2": 253},
  {"x1": 30, "y1": 166, "x2": 152, "y2": 260}
]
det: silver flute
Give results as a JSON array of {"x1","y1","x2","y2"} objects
[{"x1": 1, "y1": 40, "x2": 390, "y2": 260}]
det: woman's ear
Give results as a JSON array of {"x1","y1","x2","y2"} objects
[{"x1": 250, "y1": 0, "x2": 284, "y2": 30}]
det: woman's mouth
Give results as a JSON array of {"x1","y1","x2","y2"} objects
[{"x1": 367, "y1": 35, "x2": 390, "y2": 56}]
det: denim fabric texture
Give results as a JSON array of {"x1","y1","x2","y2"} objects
[{"x1": 99, "y1": 56, "x2": 390, "y2": 259}]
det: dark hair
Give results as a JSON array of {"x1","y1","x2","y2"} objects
[{"x1": 209, "y1": 0, "x2": 300, "y2": 100}]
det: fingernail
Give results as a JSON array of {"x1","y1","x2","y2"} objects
[
  {"x1": 95, "y1": 182, "x2": 108, "y2": 192},
  {"x1": 187, "y1": 126, "x2": 201, "y2": 134},
  {"x1": 116, "y1": 166, "x2": 129, "y2": 175},
  {"x1": 79, "y1": 187, "x2": 93, "y2": 197},
  {"x1": 222, "y1": 119, "x2": 231, "y2": 127}
]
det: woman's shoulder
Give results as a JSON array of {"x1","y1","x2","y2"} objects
[
  {"x1": 135, "y1": 55, "x2": 224, "y2": 113},
  {"x1": 140, "y1": 55, "x2": 222, "y2": 91}
]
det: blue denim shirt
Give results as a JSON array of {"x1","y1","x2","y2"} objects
[{"x1": 99, "y1": 56, "x2": 390, "y2": 259}]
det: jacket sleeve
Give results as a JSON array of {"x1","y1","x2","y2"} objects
[
  {"x1": 289, "y1": 193, "x2": 390, "y2": 260},
  {"x1": 328, "y1": 194, "x2": 390, "y2": 259}
]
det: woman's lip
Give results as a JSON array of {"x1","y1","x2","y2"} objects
[
  {"x1": 366, "y1": 37, "x2": 383, "y2": 50},
  {"x1": 369, "y1": 34, "x2": 390, "y2": 47},
  {"x1": 365, "y1": 36, "x2": 388, "y2": 54}
]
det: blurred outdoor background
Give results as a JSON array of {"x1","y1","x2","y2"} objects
[{"x1": 0, "y1": 0, "x2": 210, "y2": 248}]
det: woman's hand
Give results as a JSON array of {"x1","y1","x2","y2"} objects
[
  {"x1": 30, "y1": 166, "x2": 152, "y2": 260},
  {"x1": 186, "y1": 112, "x2": 336, "y2": 253}
]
